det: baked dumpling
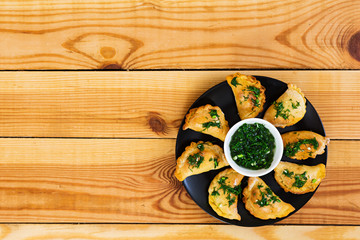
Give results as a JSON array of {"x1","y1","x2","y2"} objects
[
  {"x1": 274, "y1": 161, "x2": 326, "y2": 194},
  {"x1": 243, "y1": 177, "x2": 295, "y2": 220},
  {"x1": 263, "y1": 84, "x2": 306, "y2": 128},
  {"x1": 175, "y1": 141, "x2": 229, "y2": 181},
  {"x1": 282, "y1": 131, "x2": 330, "y2": 160},
  {"x1": 226, "y1": 73, "x2": 266, "y2": 120},
  {"x1": 208, "y1": 168, "x2": 244, "y2": 220},
  {"x1": 183, "y1": 104, "x2": 229, "y2": 141}
]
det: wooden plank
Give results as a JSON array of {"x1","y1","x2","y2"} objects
[
  {"x1": 0, "y1": 138, "x2": 357, "y2": 224},
  {"x1": 0, "y1": 0, "x2": 359, "y2": 70},
  {"x1": 0, "y1": 224, "x2": 359, "y2": 240},
  {"x1": 0, "y1": 71, "x2": 358, "y2": 139}
]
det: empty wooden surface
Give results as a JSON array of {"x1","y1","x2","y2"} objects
[
  {"x1": 0, "y1": 224, "x2": 359, "y2": 240},
  {"x1": 0, "y1": 0, "x2": 360, "y2": 70}
]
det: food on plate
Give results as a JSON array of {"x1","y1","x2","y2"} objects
[
  {"x1": 174, "y1": 141, "x2": 229, "y2": 181},
  {"x1": 208, "y1": 168, "x2": 244, "y2": 220},
  {"x1": 242, "y1": 177, "x2": 295, "y2": 220},
  {"x1": 226, "y1": 73, "x2": 266, "y2": 120},
  {"x1": 274, "y1": 161, "x2": 326, "y2": 194},
  {"x1": 263, "y1": 84, "x2": 306, "y2": 128},
  {"x1": 229, "y1": 123, "x2": 275, "y2": 170},
  {"x1": 282, "y1": 131, "x2": 330, "y2": 160},
  {"x1": 183, "y1": 104, "x2": 229, "y2": 141}
]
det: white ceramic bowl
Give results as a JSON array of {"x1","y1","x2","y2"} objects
[{"x1": 224, "y1": 118, "x2": 283, "y2": 177}]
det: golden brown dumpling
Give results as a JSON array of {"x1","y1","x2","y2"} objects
[
  {"x1": 226, "y1": 73, "x2": 266, "y2": 120},
  {"x1": 282, "y1": 131, "x2": 330, "y2": 160},
  {"x1": 242, "y1": 177, "x2": 295, "y2": 220},
  {"x1": 174, "y1": 141, "x2": 229, "y2": 181},
  {"x1": 183, "y1": 104, "x2": 229, "y2": 141},
  {"x1": 208, "y1": 168, "x2": 244, "y2": 220},
  {"x1": 274, "y1": 161, "x2": 326, "y2": 194},
  {"x1": 263, "y1": 84, "x2": 306, "y2": 128}
]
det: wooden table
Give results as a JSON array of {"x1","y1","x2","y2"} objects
[{"x1": 0, "y1": 1, "x2": 359, "y2": 239}]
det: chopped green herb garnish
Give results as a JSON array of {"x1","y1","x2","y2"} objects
[
  {"x1": 273, "y1": 101, "x2": 290, "y2": 119},
  {"x1": 209, "y1": 109, "x2": 220, "y2": 119},
  {"x1": 283, "y1": 169, "x2": 294, "y2": 178},
  {"x1": 218, "y1": 176, "x2": 227, "y2": 186},
  {"x1": 231, "y1": 77, "x2": 240, "y2": 87},
  {"x1": 230, "y1": 123, "x2": 275, "y2": 170},
  {"x1": 293, "y1": 171, "x2": 308, "y2": 188},
  {"x1": 211, "y1": 188, "x2": 220, "y2": 197},
  {"x1": 228, "y1": 184, "x2": 242, "y2": 195},
  {"x1": 197, "y1": 143, "x2": 204, "y2": 151},
  {"x1": 255, "y1": 184, "x2": 281, "y2": 207},
  {"x1": 240, "y1": 95, "x2": 250, "y2": 104},
  {"x1": 227, "y1": 194, "x2": 236, "y2": 206},
  {"x1": 213, "y1": 176, "x2": 242, "y2": 207},
  {"x1": 292, "y1": 101, "x2": 300, "y2": 109},
  {"x1": 214, "y1": 158, "x2": 218, "y2": 168},
  {"x1": 246, "y1": 86, "x2": 261, "y2": 108},
  {"x1": 202, "y1": 121, "x2": 221, "y2": 131},
  {"x1": 282, "y1": 170, "x2": 309, "y2": 188},
  {"x1": 251, "y1": 98, "x2": 260, "y2": 107},
  {"x1": 187, "y1": 153, "x2": 204, "y2": 169},
  {"x1": 284, "y1": 138, "x2": 319, "y2": 157},
  {"x1": 202, "y1": 109, "x2": 221, "y2": 131},
  {"x1": 311, "y1": 179, "x2": 317, "y2": 183},
  {"x1": 247, "y1": 86, "x2": 260, "y2": 97},
  {"x1": 209, "y1": 157, "x2": 219, "y2": 168}
]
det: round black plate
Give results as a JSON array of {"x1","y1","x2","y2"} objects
[{"x1": 175, "y1": 75, "x2": 327, "y2": 226}]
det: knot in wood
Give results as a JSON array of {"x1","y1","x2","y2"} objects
[
  {"x1": 102, "y1": 64, "x2": 123, "y2": 70},
  {"x1": 147, "y1": 112, "x2": 168, "y2": 135},
  {"x1": 100, "y1": 46, "x2": 116, "y2": 59},
  {"x1": 348, "y1": 31, "x2": 360, "y2": 62}
]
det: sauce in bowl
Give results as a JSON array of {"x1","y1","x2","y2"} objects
[
  {"x1": 230, "y1": 123, "x2": 275, "y2": 170},
  {"x1": 224, "y1": 118, "x2": 283, "y2": 177}
]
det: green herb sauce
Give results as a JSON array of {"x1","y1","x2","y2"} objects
[
  {"x1": 229, "y1": 123, "x2": 275, "y2": 170},
  {"x1": 255, "y1": 184, "x2": 281, "y2": 207},
  {"x1": 284, "y1": 138, "x2": 319, "y2": 157}
]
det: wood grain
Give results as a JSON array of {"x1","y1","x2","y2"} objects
[
  {"x1": 0, "y1": 71, "x2": 359, "y2": 139},
  {"x1": 0, "y1": 224, "x2": 358, "y2": 240},
  {"x1": 0, "y1": 0, "x2": 360, "y2": 69},
  {"x1": 0, "y1": 138, "x2": 357, "y2": 224}
]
